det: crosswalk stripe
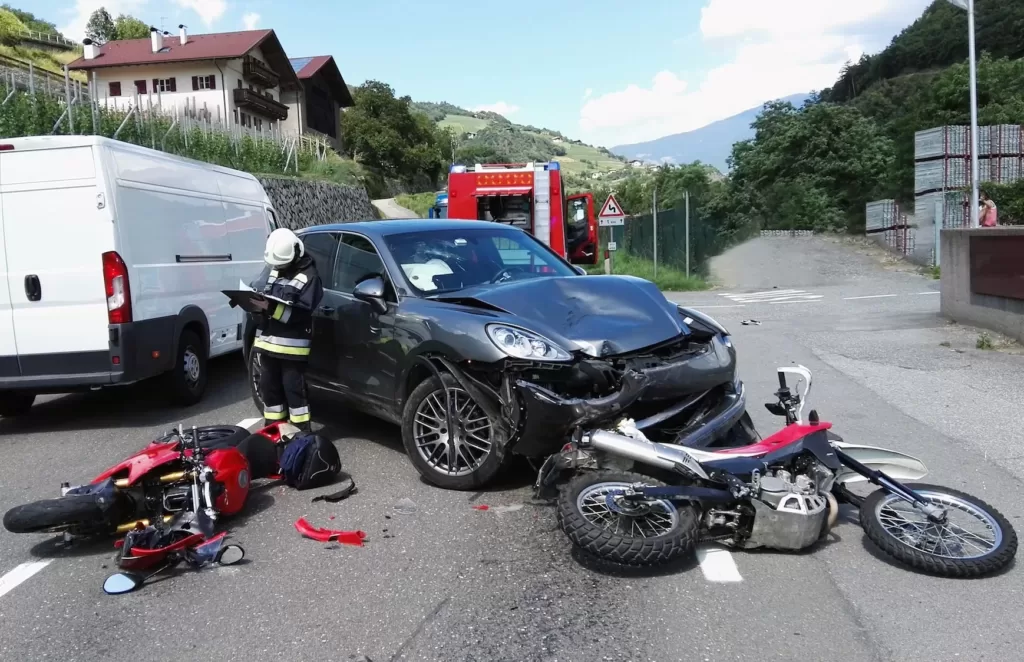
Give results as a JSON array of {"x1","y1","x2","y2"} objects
[{"x1": 718, "y1": 289, "x2": 822, "y2": 304}]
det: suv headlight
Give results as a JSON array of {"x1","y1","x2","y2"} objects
[{"x1": 486, "y1": 324, "x2": 571, "y2": 361}]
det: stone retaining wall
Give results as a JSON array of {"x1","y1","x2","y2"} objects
[{"x1": 257, "y1": 176, "x2": 380, "y2": 230}]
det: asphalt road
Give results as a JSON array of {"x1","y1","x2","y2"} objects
[
  {"x1": 372, "y1": 198, "x2": 418, "y2": 219},
  {"x1": 1, "y1": 235, "x2": 1022, "y2": 662}
]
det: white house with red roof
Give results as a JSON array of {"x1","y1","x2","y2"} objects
[{"x1": 67, "y1": 26, "x2": 352, "y2": 147}]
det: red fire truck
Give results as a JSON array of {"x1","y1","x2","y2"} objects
[{"x1": 446, "y1": 162, "x2": 599, "y2": 265}]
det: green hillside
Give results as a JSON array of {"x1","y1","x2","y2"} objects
[{"x1": 411, "y1": 100, "x2": 629, "y2": 182}]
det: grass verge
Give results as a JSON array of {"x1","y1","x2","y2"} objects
[
  {"x1": 586, "y1": 252, "x2": 708, "y2": 291},
  {"x1": 396, "y1": 192, "x2": 438, "y2": 218}
]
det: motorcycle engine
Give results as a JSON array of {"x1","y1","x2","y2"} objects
[{"x1": 739, "y1": 468, "x2": 830, "y2": 551}]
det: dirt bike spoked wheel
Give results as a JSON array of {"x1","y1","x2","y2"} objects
[
  {"x1": 556, "y1": 471, "x2": 699, "y2": 567},
  {"x1": 859, "y1": 483, "x2": 1018, "y2": 578}
]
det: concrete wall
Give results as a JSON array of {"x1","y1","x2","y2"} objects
[
  {"x1": 257, "y1": 176, "x2": 381, "y2": 230},
  {"x1": 940, "y1": 227, "x2": 1024, "y2": 342}
]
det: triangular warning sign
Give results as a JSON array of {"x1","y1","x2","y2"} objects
[{"x1": 598, "y1": 194, "x2": 626, "y2": 219}]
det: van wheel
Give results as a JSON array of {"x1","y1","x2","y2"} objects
[
  {"x1": 167, "y1": 330, "x2": 208, "y2": 406},
  {"x1": 0, "y1": 392, "x2": 35, "y2": 417}
]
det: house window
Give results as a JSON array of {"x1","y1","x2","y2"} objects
[
  {"x1": 108, "y1": 82, "x2": 122, "y2": 97},
  {"x1": 134, "y1": 80, "x2": 147, "y2": 94},
  {"x1": 233, "y1": 109, "x2": 239, "y2": 124},
  {"x1": 256, "y1": 118, "x2": 263, "y2": 131},
  {"x1": 237, "y1": 79, "x2": 243, "y2": 89},
  {"x1": 152, "y1": 77, "x2": 177, "y2": 93},
  {"x1": 192, "y1": 75, "x2": 216, "y2": 91}
]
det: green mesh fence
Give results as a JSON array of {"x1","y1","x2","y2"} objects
[{"x1": 597, "y1": 205, "x2": 727, "y2": 277}]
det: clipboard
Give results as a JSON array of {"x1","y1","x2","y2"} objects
[{"x1": 222, "y1": 290, "x2": 289, "y2": 314}]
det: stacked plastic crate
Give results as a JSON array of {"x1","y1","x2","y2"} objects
[
  {"x1": 914, "y1": 124, "x2": 1024, "y2": 230},
  {"x1": 865, "y1": 199, "x2": 913, "y2": 256}
]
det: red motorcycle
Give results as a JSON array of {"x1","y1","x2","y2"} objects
[{"x1": 3, "y1": 423, "x2": 289, "y2": 539}]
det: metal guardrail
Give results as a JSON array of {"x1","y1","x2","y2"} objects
[
  {"x1": 760, "y1": 230, "x2": 815, "y2": 237},
  {"x1": 18, "y1": 29, "x2": 78, "y2": 49}
]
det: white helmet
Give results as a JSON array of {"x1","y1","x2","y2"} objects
[{"x1": 264, "y1": 228, "x2": 304, "y2": 267}]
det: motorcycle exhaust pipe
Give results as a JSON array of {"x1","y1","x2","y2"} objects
[
  {"x1": 115, "y1": 514, "x2": 173, "y2": 534},
  {"x1": 581, "y1": 383, "x2": 747, "y2": 480},
  {"x1": 114, "y1": 471, "x2": 186, "y2": 489}
]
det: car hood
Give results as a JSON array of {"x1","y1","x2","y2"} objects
[{"x1": 434, "y1": 276, "x2": 689, "y2": 356}]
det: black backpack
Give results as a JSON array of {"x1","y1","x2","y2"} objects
[{"x1": 278, "y1": 433, "x2": 342, "y2": 490}]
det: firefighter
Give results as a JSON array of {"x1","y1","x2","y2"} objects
[{"x1": 253, "y1": 228, "x2": 324, "y2": 431}]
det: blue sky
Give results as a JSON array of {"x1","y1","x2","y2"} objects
[{"x1": 34, "y1": 0, "x2": 932, "y2": 148}]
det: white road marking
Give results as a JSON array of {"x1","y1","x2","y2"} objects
[
  {"x1": 917, "y1": 291, "x2": 941, "y2": 295},
  {"x1": 692, "y1": 304, "x2": 746, "y2": 309},
  {"x1": 696, "y1": 545, "x2": 742, "y2": 583},
  {"x1": 843, "y1": 294, "x2": 897, "y2": 300},
  {"x1": 0, "y1": 560, "x2": 53, "y2": 600},
  {"x1": 720, "y1": 289, "x2": 822, "y2": 304},
  {"x1": 769, "y1": 296, "x2": 824, "y2": 304},
  {"x1": 237, "y1": 417, "x2": 262, "y2": 430}
]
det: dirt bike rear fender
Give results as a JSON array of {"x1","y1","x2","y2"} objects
[{"x1": 832, "y1": 441, "x2": 928, "y2": 485}]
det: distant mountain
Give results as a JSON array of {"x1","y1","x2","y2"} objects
[{"x1": 610, "y1": 93, "x2": 811, "y2": 172}]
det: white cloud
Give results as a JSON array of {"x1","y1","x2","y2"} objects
[
  {"x1": 58, "y1": 0, "x2": 228, "y2": 40},
  {"x1": 59, "y1": 0, "x2": 151, "y2": 41},
  {"x1": 172, "y1": 0, "x2": 227, "y2": 27},
  {"x1": 472, "y1": 101, "x2": 520, "y2": 116},
  {"x1": 579, "y1": 0, "x2": 933, "y2": 146},
  {"x1": 242, "y1": 12, "x2": 261, "y2": 30}
]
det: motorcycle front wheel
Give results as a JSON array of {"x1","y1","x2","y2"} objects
[
  {"x1": 556, "y1": 471, "x2": 699, "y2": 567},
  {"x1": 860, "y1": 482, "x2": 1017, "y2": 578}
]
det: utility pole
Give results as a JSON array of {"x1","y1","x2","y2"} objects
[{"x1": 946, "y1": 0, "x2": 980, "y2": 227}]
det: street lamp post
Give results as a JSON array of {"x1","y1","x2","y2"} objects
[{"x1": 947, "y1": 0, "x2": 980, "y2": 227}]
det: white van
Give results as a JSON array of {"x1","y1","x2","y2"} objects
[{"x1": 0, "y1": 135, "x2": 278, "y2": 416}]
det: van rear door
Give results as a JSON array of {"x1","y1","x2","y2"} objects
[
  {"x1": 0, "y1": 151, "x2": 20, "y2": 378},
  {"x1": 0, "y1": 145, "x2": 114, "y2": 376}
]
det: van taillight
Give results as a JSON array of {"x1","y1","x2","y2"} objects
[
  {"x1": 0, "y1": 144, "x2": 13, "y2": 151},
  {"x1": 102, "y1": 251, "x2": 132, "y2": 324}
]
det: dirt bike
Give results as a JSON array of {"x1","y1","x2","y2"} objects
[
  {"x1": 536, "y1": 365, "x2": 1018, "y2": 578},
  {"x1": 2, "y1": 422, "x2": 295, "y2": 539}
]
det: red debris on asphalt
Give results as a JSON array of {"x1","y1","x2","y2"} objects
[
  {"x1": 294, "y1": 517, "x2": 366, "y2": 546},
  {"x1": 471, "y1": 505, "x2": 490, "y2": 511}
]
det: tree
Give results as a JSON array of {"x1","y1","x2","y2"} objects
[
  {"x1": 114, "y1": 14, "x2": 150, "y2": 40},
  {"x1": 85, "y1": 7, "x2": 115, "y2": 44},
  {"x1": 1, "y1": 5, "x2": 60, "y2": 35},
  {"x1": 340, "y1": 81, "x2": 448, "y2": 186},
  {"x1": 725, "y1": 100, "x2": 895, "y2": 232},
  {"x1": 0, "y1": 7, "x2": 26, "y2": 46}
]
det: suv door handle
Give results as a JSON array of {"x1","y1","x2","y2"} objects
[
  {"x1": 24, "y1": 275, "x2": 41, "y2": 302},
  {"x1": 319, "y1": 305, "x2": 335, "y2": 315}
]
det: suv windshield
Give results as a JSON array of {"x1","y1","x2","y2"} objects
[{"x1": 384, "y1": 226, "x2": 577, "y2": 295}]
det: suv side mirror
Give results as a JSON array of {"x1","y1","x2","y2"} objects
[{"x1": 353, "y1": 276, "x2": 388, "y2": 314}]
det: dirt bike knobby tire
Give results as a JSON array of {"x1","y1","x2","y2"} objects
[
  {"x1": 3, "y1": 495, "x2": 115, "y2": 534},
  {"x1": 859, "y1": 482, "x2": 1018, "y2": 578},
  {"x1": 556, "y1": 471, "x2": 700, "y2": 567}
]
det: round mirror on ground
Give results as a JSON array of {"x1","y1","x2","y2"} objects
[
  {"x1": 103, "y1": 572, "x2": 141, "y2": 595},
  {"x1": 216, "y1": 544, "x2": 245, "y2": 566}
]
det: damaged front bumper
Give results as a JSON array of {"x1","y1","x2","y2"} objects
[{"x1": 509, "y1": 333, "x2": 740, "y2": 457}]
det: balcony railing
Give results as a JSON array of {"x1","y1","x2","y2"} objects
[
  {"x1": 242, "y1": 56, "x2": 280, "y2": 89},
  {"x1": 233, "y1": 87, "x2": 288, "y2": 121}
]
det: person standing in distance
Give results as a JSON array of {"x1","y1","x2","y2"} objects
[{"x1": 251, "y1": 228, "x2": 324, "y2": 431}]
